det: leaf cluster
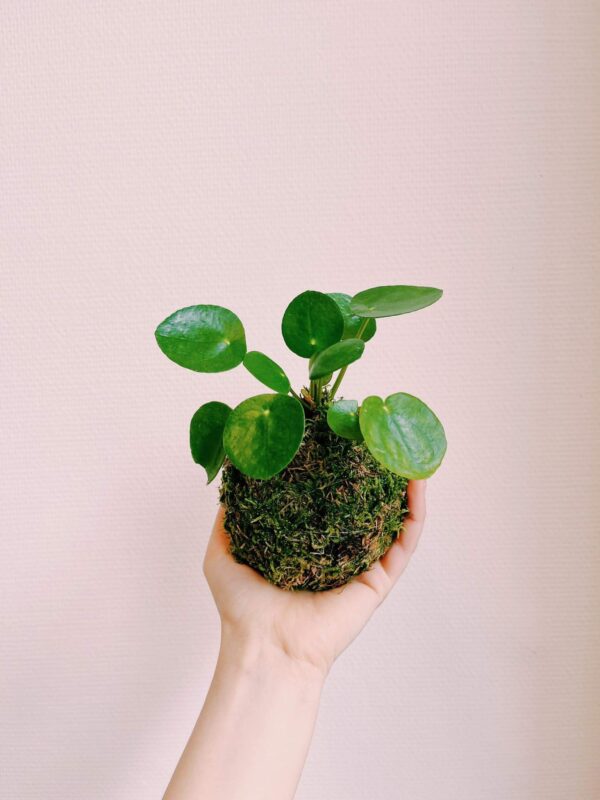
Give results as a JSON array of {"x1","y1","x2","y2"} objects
[{"x1": 155, "y1": 285, "x2": 447, "y2": 483}]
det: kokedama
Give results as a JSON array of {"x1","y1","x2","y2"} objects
[{"x1": 155, "y1": 286, "x2": 447, "y2": 591}]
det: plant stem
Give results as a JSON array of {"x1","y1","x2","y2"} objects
[
  {"x1": 329, "y1": 366, "x2": 347, "y2": 401},
  {"x1": 329, "y1": 318, "x2": 370, "y2": 401},
  {"x1": 289, "y1": 387, "x2": 304, "y2": 403},
  {"x1": 355, "y1": 317, "x2": 370, "y2": 339}
]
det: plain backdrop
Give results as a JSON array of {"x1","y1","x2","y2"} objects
[{"x1": 2, "y1": 3, "x2": 599, "y2": 799}]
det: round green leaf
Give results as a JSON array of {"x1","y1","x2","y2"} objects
[
  {"x1": 281, "y1": 291, "x2": 344, "y2": 358},
  {"x1": 359, "y1": 392, "x2": 447, "y2": 479},
  {"x1": 190, "y1": 401, "x2": 232, "y2": 484},
  {"x1": 155, "y1": 304, "x2": 246, "y2": 372},
  {"x1": 308, "y1": 338, "x2": 365, "y2": 380},
  {"x1": 327, "y1": 399, "x2": 364, "y2": 442},
  {"x1": 350, "y1": 285, "x2": 443, "y2": 318},
  {"x1": 328, "y1": 292, "x2": 376, "y2": 341},
  {"x1": 223, "y1": 393, "x2": 305, "y2": 479},
  {"x1": 243, "y1": 350, "x2": 291, "y2": 393}
]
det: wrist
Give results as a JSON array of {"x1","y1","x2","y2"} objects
[{"x1": 218, "y1": 621, "x2": 330, "y2": 687}]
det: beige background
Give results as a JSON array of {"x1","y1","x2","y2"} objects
[{"x1": 2, "y1": 3, "x2": 599, "y2": 798}]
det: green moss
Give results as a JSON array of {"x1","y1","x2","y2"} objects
[{"x1": 218, "y1": 391, "x2": 410, "y2": 591}]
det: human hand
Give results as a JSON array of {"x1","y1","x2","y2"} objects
[
  {"x1": 203, "y1": 479, "x2": 427, "y2": 679},
  {"x1": 164, "y1": 481, "x2": 427, "y2": 799}
]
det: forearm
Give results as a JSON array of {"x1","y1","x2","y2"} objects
[{"x1": 163, "y1": 623, "x2": 326, "y2": 800}]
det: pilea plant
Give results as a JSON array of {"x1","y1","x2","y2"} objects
[{"x1": 155, "y1": 285, "x2": 447, "y2": 591}]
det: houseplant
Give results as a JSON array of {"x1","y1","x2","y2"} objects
[{"x1": 155, "y1": 285, "x2": 447, "y2": 591}]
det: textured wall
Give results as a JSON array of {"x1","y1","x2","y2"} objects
[{"x1": 2, "y1": 3, "x2": 599, "y2": 798}]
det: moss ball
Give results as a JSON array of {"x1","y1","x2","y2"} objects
[{"x1": 218, "y1": 399, "x2": 410, "y2": 591}]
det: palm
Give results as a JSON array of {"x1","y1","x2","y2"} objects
[{"x1": 203, "y1": 480, "x2": 427, "y2": 673}]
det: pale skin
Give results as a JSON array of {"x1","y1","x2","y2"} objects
[{"x1": 163, "y1": 479, "x2": 427, "y2": 800}]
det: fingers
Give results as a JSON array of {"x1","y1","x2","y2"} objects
[
  {"x1": 203, "y1": 503, "x2": 277, "y2": 594},
  {"x1": 203, "y1": 503, "x2": 230, "y2": 572},
  {"x1": 377, "y1": 479, "x2": 427, "y2": 586},
  {"x1": 326, "y1": 479, "x2": 428, "y2": 620},
  {"x1": 399, "y1": 479, "x2": 427, "y2": 555}
]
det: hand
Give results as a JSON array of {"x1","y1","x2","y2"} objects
[
  {"x1": 164, "y1": 480, "x2": 427, "y2": 799},
  {"x1": 203, "y1": 479, "x2": 427, "y2": 679}
]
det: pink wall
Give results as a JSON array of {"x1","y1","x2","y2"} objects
[{"x1": 2, "y1": 3, "x2": 599, "y2": 798}]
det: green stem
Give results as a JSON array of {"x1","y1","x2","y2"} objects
[
  {"x1": 355, "y1": 317, "x2": 369, "y2": 339},
  {"x1": 290, "y1": 387, "x2": 311, "y2": 411},
  {"x1": 330, "y1": 318, "x2": 370, "y2": 401},
  {"x1": 329, "y1": 366, "x2": 346, "y2": 400},
  {"x1": 289, "y1": 387, "x2": 303, "y2": 403}
]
